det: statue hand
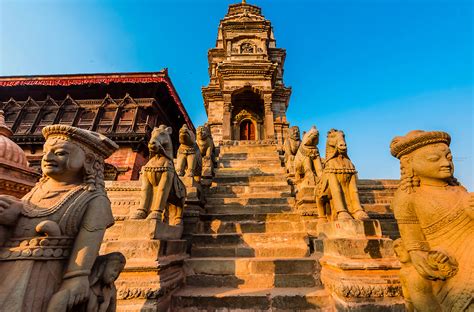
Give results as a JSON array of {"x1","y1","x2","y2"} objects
[
  {"x1": 409, "y1": 250, "x2": 444, "y2": 280},
  {"x1": 51, "y1": 276, "x2": 90, "y2": 310},
  {"x1": 0, "y1": 195, "x2": 22, "y2": 225}
]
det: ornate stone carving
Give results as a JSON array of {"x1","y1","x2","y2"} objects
[
  {"x1": 240, "y1": 42, "x2": 255, "y2": 54},
  {"x1": 176, "y1": 124, "x2": 202, "y2": 178},
  {"x1": 0, "y1": 124, "x2": 119, "y2": 311},
  {"x1": 390, "y1": 130, "x2": 474, "y2": 312},
  {"x1": 283, "y1": 126, "x2": 301, "y2": 177},
  {"x1": 233, "y1": 109, "x2": 262, "y2": 124},
  {"x1": 294, "y1": 126, "x2": 323, "y2": 186},
  {"x1": 81, "y1": 252, "x2": 126, "y2": 312},
  {"x1": 196, "y1": 125, "x2": 215, "y2": 178},
  {"x1": 131, "y1": 125, "x2": 186, "y2": 224},
  {"x1": 317, "y1": 129, "x2": 369, "y2": 221}
]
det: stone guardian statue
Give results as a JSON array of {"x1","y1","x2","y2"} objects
[
  {"x1": 176, "y1": 124, "x2": 202, "y2": 178},
  {"x1": 131, "y1": 125, "x2": 186, "y2": 224},
  {"x1": 317, "y1": 129, "x2": 369, "y2": 220},
  {"x1": 294, "y1": 126, "x2": 323, "y2": 186},
  {"x1": 390, "y1": 130, "x2": 473, "y2": 311},
  {"x1": 0, "y1": 124, "x2": 119, "y2": 312},
  {"x1": 196, "y1": 124, "x2": 215, "y2": 178},
  {"x1": 283, "y1": 126, "x2": 301, "y2": 178}
]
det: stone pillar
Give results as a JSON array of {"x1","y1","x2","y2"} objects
[
  {"x1": 263, "y1": 93, "x2": 275, "y2": 141},
  {"x1": 222, "y1": 94, "x2": 232, "y2": 140}
]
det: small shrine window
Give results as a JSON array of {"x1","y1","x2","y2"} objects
[
  {"x1": 34, "y1": 109, "x2": 57, "y2": 134},
  {"x1": 135, "y1": 108, "x2": 148, "y2": 132},
  {"x1": 3, "y1": 100, "x2": 21, "y2": 129},
  {"x1": 116, "y1": 107, "x2": 136, "y2": 133},
  {"x1": 57, "y1": 97, "x2": 79, "y2": 125},
  {"x1": 97, "y1": 109, "x2": 117, "y2": 133},
  {"x1": 77, "y1": 109, "x2": 96, "y2": 130}
]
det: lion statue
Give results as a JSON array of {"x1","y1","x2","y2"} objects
[
  {"x1": 283, "y1": 126, "x2": 301, "y2": 176},
  {"x1": 176, "y1": 124, "x2": 202, "y2": 177},
  {"x1": 294, "y1": 126, "x2": 323, "y2": 185},
  {"x1": 196, "y1": 124, "x2": 215, "y2": 178},
  {"x1": 316, "y1": 129, "x2": 369, "y2": 221},
  {"x1": 131, "y1": 125, "x2": 186, "y2": 223}
]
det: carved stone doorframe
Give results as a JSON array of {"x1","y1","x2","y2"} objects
[{"x1": 232, "y1": 109, "x2": 262, "y2": 140}]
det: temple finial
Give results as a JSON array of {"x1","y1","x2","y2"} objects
[{"x1": 242, "y1": 0, "x2": 246, "y2": 3}]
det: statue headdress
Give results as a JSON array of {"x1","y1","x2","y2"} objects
[
  {"x1": 41, "y1": 125, "x2": 119, "y2": 191},
  {"x1": 390, "y1": 130, "x2": 450, "y2": 159},
  {"x1": 42, "y1": 125, "x2": 118, "y2": 159}
]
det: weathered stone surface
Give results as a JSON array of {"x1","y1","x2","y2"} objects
[
  {"x1": 318, "y1": 219, "x2": 383, "y2": 239},
  {"x1": 0, "y1": 124, "x2": 120, "y2": 311},
  {"x1": 390, "y1": 130, "x2": 474, "y2": 311}
]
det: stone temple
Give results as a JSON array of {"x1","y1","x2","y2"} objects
[{"x1": 1, "y1": 1, "x2": 472, "y2": 312}]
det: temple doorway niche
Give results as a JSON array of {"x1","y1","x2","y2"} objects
[
  {"x1": 239, "y1": 119, "x2": 256, "y2": 140},
  {"x1": 231, "y1": 88, "x2": 264, "y2": 140}
]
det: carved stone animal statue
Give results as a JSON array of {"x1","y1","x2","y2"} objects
[
  {"x1": 196, "y1": 125, "x2": 215, "y2": 177},
  {"x1": 176, "y1": 124, "x2": 202, "y2": 177},
  {"x1": 294, "y1": 126, "x2": 323, "y2": 185},
  {"x1": 317, "y1": 129, "x2": 369, "y2": 220},
  {"x1": 131, "y1": 125, "x2": 186, "y2": 223},
  {"x1": 284, "y1": 126, "x2": 301, "y2": 176}
]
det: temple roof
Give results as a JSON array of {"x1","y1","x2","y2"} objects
[{"x1": 0, "y1": 70, "x2": 193, "y2": 129}]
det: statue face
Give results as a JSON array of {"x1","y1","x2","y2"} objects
[
  {"x1": 411, "y1": 143, "x2": 453, "y2": 181},
  {"x1": 102, "y1": 259, "x2": 124, "y2": 284},
  {"x1": 41, "y1": 138, "x2": 86, "y2": 180}
]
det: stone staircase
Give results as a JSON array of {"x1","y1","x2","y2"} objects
[
  {"x1": 170, "y1": 144, "x2": 400, "y2": 311},
  {"x1": 171, "y1": 144, "x2": 333, "y2": 311}
]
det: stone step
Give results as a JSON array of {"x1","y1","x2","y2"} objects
[
  {"x1": 205, "y1": 204, "x2": 293, "y2": 214},
  {"x1": 191, "y1": 245, "x2": 310, "y2": 258},
  {"x1": 199, "y1": 219, "x2": 318, "y2": 234},
  {"x1": 362, "y1": 203, "x2": 392, "y2": 213},
  {"x1": 218, "y1": 144, "x2": 279, "y2": 154},
  {"x1": 191, "y1": 232, "x2": 308, "y2": 246},
  {"x1": 218, "y1": 158, "x2": 283, "y2": 167},
  {"x1": 171, "y1": 287, "x2": 333, "y2": 311},
  {"x1": 201, "y1": 213, "x2": 303, "y2": 223},
  {"x1": 357, "y1": 179, "x2": 399, "y2": 188},
  {"x1": 213, "y1": 173, "x2": 288, "y2": 185},
  {"x1": 215, "y1": 167, "x2": 286, "y2": 176},
  {"x1": 185, "y1": 257, "x2": 321, "y2": 288},
  {"x1": 206, "y1": 197, "x2": 295, "y2": 206},
  {"x1": 207, "y1": 184, "x2": 292, "y2": 195},
  {"x1": 207, "y1": 191, "x2": 293, "y2": 199}
]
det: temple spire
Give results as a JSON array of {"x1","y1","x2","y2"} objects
[{"x1": 242, "y1": 0, "x2": 246, "y2": 3}]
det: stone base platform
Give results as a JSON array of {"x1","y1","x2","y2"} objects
[
  {"x1": 172, "y1": 287, "x2": 334, "y2": 312},
  {"x1": 315, "y1": 220, "x2": 404, "y2": 311}
]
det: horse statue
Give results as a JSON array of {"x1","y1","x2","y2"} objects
[
  {"x1": 176, "y1": 124, "x2": 202, "y2": 178},
  {"x1": 316, "y1": 129, "x2": 369, "y2": 221},
  {"x1": 131, "y1": 125, "x2": 186, "y2": 224},
  {"x1": 294, "y1": 126, "x2": 323, "y2": 186}
]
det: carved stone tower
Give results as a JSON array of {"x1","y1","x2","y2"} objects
[{"x1": 202, "y1": 1, "x2": 291, "y2": 144}]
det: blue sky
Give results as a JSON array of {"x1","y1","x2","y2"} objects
[{"x1": 1, "y1": 0, "x2": 473, "y2": 188}]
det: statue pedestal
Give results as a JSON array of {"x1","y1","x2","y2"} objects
[
  {"x1": 122, "y1": 219, "x2": 183, "y2": 240},
  {"x1": 180, "y1": 176, "x2": 205, "y2": 244},
  {"x1": 102, "y1": 219, "x2": 188, "y2": 312},
  {"x1": 295, "y1": 185, "x2": 318, "y2": 216},
  {"x1": 314, "y1": 220, "x2": 405, "y2": 311}
]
